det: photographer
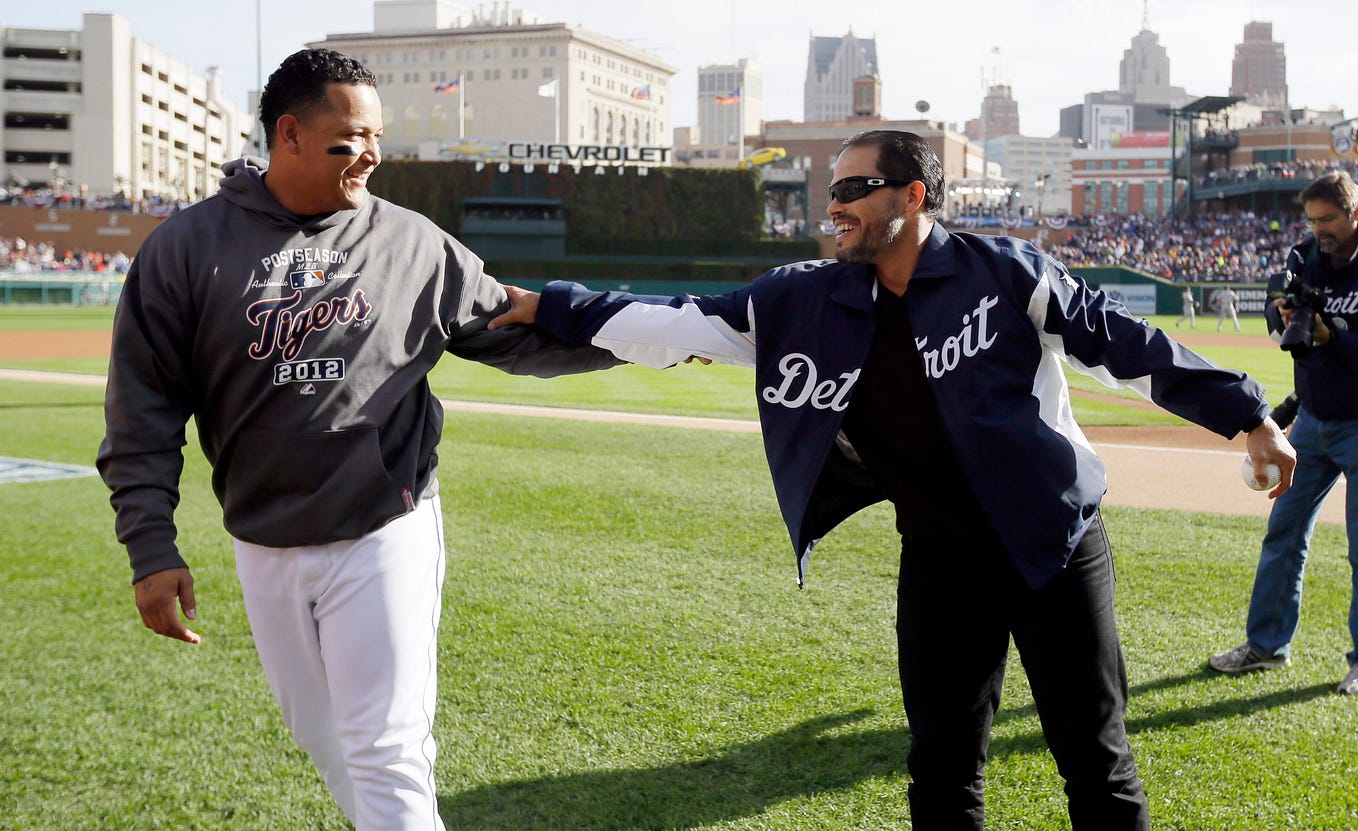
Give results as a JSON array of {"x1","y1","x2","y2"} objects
[{"x1": 1210, "y1": 171, "x2": 1358, "y2": 694}]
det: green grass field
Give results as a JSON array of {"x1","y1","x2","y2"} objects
[{"x1": 2, "y1": 307, "x2": 1356, "y2": 829}]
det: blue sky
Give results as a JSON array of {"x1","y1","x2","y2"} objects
[{"x1": 13, "y1": 0, "x2": 1354, "y2": 137}]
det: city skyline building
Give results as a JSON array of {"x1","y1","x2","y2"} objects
[
  {"x1": 311, "y1": 0, "x2": 675, "y2": 160},
  {"x1": 0, "y1": 12, "x2": 252, "y2": 201},
  {"x1": 1118, "y1": 27, "x2": 1188, "y2": 106},
  {"x1": 1230, "y1": 21, "x2": 1288, "y2": 112},
  {"x1": 803, "y1": 32, "x2": 878, "y2": 123},
  {"x1": 985, "y1": 134, "x2": 1072, "y2": 215},
  {"x1": 696, "y1": 57, "x2": 762, "y2": 148},
  {"x1": 965, "y1": 83, "x2": 1021, "y2": 143}
]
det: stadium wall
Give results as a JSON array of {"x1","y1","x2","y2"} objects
[{"x1": 0, "y1": 205, "x2": 162, "y2": 255}]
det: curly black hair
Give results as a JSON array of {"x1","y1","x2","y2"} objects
[{"x1": 258, "y1": 48, "x2": 377, "y2": 149}]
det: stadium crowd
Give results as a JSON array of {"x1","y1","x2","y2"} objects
[
  {"x1": 1046, "y1": 211, "x2": 1304, "y2": 282},
  {"x1": 1196, "y1": 157, "x2": 1358, "y2": 189},
  {"x1": 0, "y1": 236, "x2": 131, "y2": 274}
]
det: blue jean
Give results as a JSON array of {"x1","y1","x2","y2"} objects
[{"x1": 1246, "y1": 406, "x2": 1358, "y2": 664}]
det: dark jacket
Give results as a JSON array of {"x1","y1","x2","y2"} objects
[{"x1": 539, "y1": 223, "x2": 1270, "y2": 588}]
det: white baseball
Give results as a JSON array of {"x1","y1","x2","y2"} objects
[{"x1": 1242, "y1": 456, "x2": 1282, "y2": 491}]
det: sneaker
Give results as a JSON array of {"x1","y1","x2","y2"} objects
[
  {"x1": 1338, "y1": 663, "x2": 1358, "y2": 695},
  {"x1": 1208, "y1": 642, "x2": 1291, "y2": 673}
]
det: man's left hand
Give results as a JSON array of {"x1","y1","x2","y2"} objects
[{"x1": 488, "y1": 284, "x2": 540, "y2": 330}]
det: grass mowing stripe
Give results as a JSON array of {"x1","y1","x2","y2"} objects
[{"x1": 5, "y1": 381, "x2": 1358, "y2": 829}]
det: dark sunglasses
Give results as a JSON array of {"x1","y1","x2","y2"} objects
[{"x1": 827, "y1": 176, "x2": 914, "y2": 204}]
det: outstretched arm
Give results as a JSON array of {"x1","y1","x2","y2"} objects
[{"x1": 487, "y1": 284, "x2": 539, "y2": 330}]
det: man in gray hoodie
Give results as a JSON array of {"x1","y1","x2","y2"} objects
[{"x1": 97, "y1": 49, "x2": 615, "y2": 830}]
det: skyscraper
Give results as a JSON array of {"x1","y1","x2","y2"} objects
[
  {"x1": 1118, "y1": 28, "x2": 1184, "y2": 104},
  {"x1": 804, "y1": 33, "x2": 879, "y2": 123},
  {"x1": 964, "y1": 84, "x2": 1021, "y2": 142},
  {"x1": 1230, "y1": 21, "x2": 1287, "y2": 112},
  {"x1": 697, "y1": 58, "x2": 763, "y2": 147}
]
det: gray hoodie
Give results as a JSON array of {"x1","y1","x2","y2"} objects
[{"x1": 98, "y1": 157, "x2": 618, "y2": 581}]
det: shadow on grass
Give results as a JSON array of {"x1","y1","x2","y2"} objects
[
  {"x1": 437, "y1": 675, "x2": 1335, "y2": 829},
  {"x1": 0, "y1": 400, "x2": 102, "y2": 410},
  {"x1": 437, "y1": 709, "x2": 908, "y2": 830},
  {"x1": 990, "y1": 669, "x2": 1334, "y2": 755}
]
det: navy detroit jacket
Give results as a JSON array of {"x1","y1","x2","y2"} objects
[{"x1": 538, "y1": 223, "x2": 1271, "y2": 588}]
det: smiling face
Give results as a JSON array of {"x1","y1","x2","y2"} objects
[
  {"x1": 827, "y1": 144, "x2": 921, "y2": 266},
  {"x1": 1304, "y1": 198, "x2": 1358, "y2": 260},
  {"x1": 269, "y1": 82, "x2": 383, "y2": 215}
]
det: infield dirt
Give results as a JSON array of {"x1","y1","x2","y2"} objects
[{"x1": 0, "y1": 329, "x2": 1340, "y2": 525}]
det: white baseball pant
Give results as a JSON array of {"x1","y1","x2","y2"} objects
[{"x1": 235, "y1": 495, "x2": 447, "y2": 831}]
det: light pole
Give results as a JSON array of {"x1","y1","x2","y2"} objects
[{"x1": 1035, "y1": 173, "x2": 1050, "y2": 218}]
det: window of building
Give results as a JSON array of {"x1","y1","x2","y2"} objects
[
  {"x1": 3, "y1": 46, "x2": 78, "y2": 61},
  {"x1": 174, "y1": 140, "x2": 188, "y2": 151},
  {"x1": 404, "y1": 105, "x2": 420, "y2": 137},
  {"x1": 5, "y1": 150, "x2": 71, "y2": 165},
  {"x1": 3, "y1": 79, "x2": 77, "y2": 93},
  {"x1": 157, "y1": 71, "x2": 168, "y2": 82},
  {"x1": 543, "y1": 67, "x2": 553, "y2": 79},
  {"x1": 173, "y1": 83, "x2": 187, "y2": 94},
  {"x1": 5, "y1": 112, "x2": 71, "y2": 130}
]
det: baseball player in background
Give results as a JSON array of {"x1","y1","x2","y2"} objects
[
  {"x1": 1216, "y1": 286, "x2": 1241, "y2": 331},
  {"x1": 494, "y1": 130, "x2": 1297, "y2": 830},
  {"x1": 97, "y1": 50, "x2": 616, "y2": 831}
]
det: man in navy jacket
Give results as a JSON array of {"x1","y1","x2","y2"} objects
[
  {"x1": 494, "y1": 130, "x2": 1295, "y2": 829},
  {"x1": 1210, "y1": 171, "x2": 1358, "y2": 693}
]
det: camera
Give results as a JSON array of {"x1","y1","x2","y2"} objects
[{"x1": 1278, "y1": 276, "x2": 1328, "y2": 356}]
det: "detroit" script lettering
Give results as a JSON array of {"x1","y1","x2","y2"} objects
[
  {"x1": 914, "y1": 295, "x2": 999, "y2": 379},
  {"x1": 761, "y1": 353, "x2": 859, "y2": 411}
]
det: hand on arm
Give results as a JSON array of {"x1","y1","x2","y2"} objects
[
  {"x1": 134, "y1": 567, "x2": 200, "y2": 644},
  {"x1": 1246, "y1": 417, "x2": 1297, "y2": 499},
  {"x1": 487, "y1": 284, "x2": 539, "y2": 331}
]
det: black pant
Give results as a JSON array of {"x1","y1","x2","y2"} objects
[{"x1": 896, "y1": 513, "x2": 1148, "y2": 830}]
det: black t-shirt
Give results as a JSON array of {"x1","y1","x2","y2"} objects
[{"x1": 840, "y1": 286, "x2": 998, "y2": 543}]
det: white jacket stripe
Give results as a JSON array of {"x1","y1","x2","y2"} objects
[{"x1": 592, "y1": 297, "x2": 757, "y2": 369}]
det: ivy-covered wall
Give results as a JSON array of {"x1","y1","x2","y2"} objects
[{"x1": 367, "y1": 160, "x2": 770, "y2": 254}]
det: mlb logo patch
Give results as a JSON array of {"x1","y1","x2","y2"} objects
[{"x1": 289, "y1": 270, "x2": 327, "y2": 289}]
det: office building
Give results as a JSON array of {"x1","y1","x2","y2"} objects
[
  {"x1": 696, "y1": 58, "x2": 762, "y2": 151},
  {"x1": 965, "y1": 84, "x2": 1021, "y2": 143},
  {"x1": 803, "y1": 32, "x2": 878, "y2": 123},
  {"x1": 985, "y1": 135, "x2": 1072, "y2": 215},
  {"x1": 1, "y1": 12, "x2": 252, "y2": 201},
  {"x1": 1230, "y1": 21, "x2": 1287, "y2": 112},
  {"x1": 312, "y1": 0, "x2": 675, "y2": 160}
]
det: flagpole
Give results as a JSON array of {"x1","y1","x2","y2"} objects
[
  {"x1": 554, "y1": 80, "x2": 560, "y2": 144},
  {"x1": 458, "y1": 73, "x2": 465, "y2": 140}
]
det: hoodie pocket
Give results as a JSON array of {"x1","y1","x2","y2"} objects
[{"x1": 221, "y1": 426, "x2": 408, "y2": 547}]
